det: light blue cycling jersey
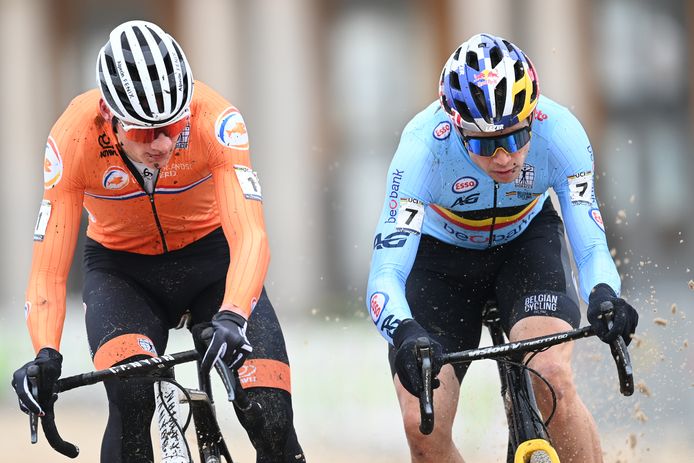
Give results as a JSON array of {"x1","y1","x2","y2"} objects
[{"x1": 366, "y1": 96, "x2": 621, "y2": 344}]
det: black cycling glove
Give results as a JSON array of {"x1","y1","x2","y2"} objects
[
  {"x1": 11, "y1": 347, "x2": 63, "y2": 416},
  {"x1": 393, "y1": 319, "x2": 444, "y2": 397},
  {"x1": 587, "y1": 283, "x2": 639, "y2": 345},
  {"x1": 192, "y1": 310, "x2": 253, "y2": 376}
]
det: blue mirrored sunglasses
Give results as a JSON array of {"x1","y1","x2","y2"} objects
[{"x1": 462, "y1": 125, "x2": 532, "y2": 157}]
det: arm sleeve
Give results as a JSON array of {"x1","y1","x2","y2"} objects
[
  {"x1": 366, "y1": 132, "x2": 440, "y2": 345},
  {"x1": 549, "y1": 111, "x2": 621, "y2": 302},
  {"x1": 201, "y1": 96, "x2": 269, "y2": 319},
  {"x1": 26, "y1": 126, "x2": 85, "y2": 353}
]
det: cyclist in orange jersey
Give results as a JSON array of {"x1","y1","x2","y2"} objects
[{"x1": 12, "y1": 20, "x2": 305, "y2": 463}]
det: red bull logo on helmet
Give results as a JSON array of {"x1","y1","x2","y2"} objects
[{"x1": 473, "y1": 69, "x2": 501, "y2": 87}]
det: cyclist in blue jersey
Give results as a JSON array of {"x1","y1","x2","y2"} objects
[{"x1": 366, "y1": 33, "x2": 638, "y2": 463}]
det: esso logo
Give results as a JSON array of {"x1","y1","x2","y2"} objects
[
  {"x1": 370, "y1": 292, "x2": 389, "y2": 323},
  {"x1": 590, "y1": 208, "x2": 605, "y2": 232},
  {"x1": 433, "y1": 121, "x2": 451, "y2": 140},
  {"x1": 452, "y1": 176, "x2": 478, "y2": 193},
  {"x1": 102, "y1": 167, "x2": 130, "y2": 190}
]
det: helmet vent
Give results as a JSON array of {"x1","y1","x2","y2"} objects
[
  {"x1": 453, "y1": 99, "x2": 474, "y2": 123},
  {"x1": 530, "y1": 81, "x2": 538, "y2": 102},
  {"x1": 466, "y1": 51, "x2": 479, "y2": 71},
  {"x1": 449, "y1": 72, "x2": 461, "y2": 91},
  {"x1": 489, "y1": 46, "x2": 503, "y2": 68},
  {"x1": 469, "y1": 85, "x2": 489, "y2": 121},
  {"x1": 512, "y1": 89, "x2": 526, "y2": 116},
  {"x1": 501, "y1": 40, "x2": 514, "y2": 53},
  {"x1": 494, "y1": 78, "x2": 507, "y2": 118},
  {"x1": 513, "y1": 61, "x2": 524, "y2": 82},
  {"x1": 453, "y1": 46, "x2": 462, "y2": 61}
]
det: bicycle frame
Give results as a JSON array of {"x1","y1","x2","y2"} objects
[
  {"x1": 27, "y1": 350, "x2": 260, "y2": 463},
  {"x1": 417, "y1": 304, "x2": 634, "y2": 463}
]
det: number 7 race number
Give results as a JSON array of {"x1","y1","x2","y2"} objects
[{"x1": 396, "y1": 198, "x2": 425, "y2": 234}]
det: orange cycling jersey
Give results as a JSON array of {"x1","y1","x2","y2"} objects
[{"x1": 26, "y1": 81, "x2": 270, "y2": 352}]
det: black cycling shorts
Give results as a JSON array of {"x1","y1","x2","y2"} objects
[
  {"x1": 388, "y1": 198, "x2": 581, "y2": 382},
  {"x1": 83, "y1": 227, "x2": 291, "y2": 391}
]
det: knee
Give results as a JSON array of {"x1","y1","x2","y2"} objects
[
  {"x1": 402, "y1": 406, "x2": 452, "y2": 460},
  {"x1": 243, "y1": 388, "x2": 305, "y2": 462},
  {"x1": 531, "y1": 357, "x2": 577, "y2": 406}
]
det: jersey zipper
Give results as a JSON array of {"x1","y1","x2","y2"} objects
[
  {"x1": 487, "y1": 182, "x2": 499, "y2": 248},
  {"x1": 148, "y1": 184, "x2": 168, "y2": 253},
  {"x1": 116, "y1": 146, "x2": 169, "y2": 253}
]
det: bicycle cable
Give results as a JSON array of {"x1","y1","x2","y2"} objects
[
  {"x1": 494, "y1": 356, "x2": 558, "y2": 431},
  {"x1": 123, "y1": 375, "x2": 194, "y2": 461}
]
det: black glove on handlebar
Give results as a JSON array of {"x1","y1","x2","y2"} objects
[
  {"x1": 393, "y1": 319, "x2": 443, "y2": 397},
  {"x1": 588, "y1": 283, "x2": 638, "y2": 346},
  {"x1": 11, "y1": 347, "x2": 63, "y2": 416},
  {"x1": 192, "y1": 310, "x2": 253, "y2": 376}
]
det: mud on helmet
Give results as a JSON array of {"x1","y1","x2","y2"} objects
[{"x1": 439, "y1": 33, "x2": 539, "y2": 132}]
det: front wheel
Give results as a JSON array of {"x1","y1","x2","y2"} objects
[{"x1": 514, "y1": 439, "x2": 560, "y2": 463}]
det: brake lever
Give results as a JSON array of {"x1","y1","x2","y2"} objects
[
  {"x1": 415, "y1": 337, "x2": 435, "y2": 435},
  {"x1": 27, "y1": 365, "x2": 39, "y2": 444},
  {"x1": 600, "y1": 301, "x2": 634, "y2": 396}
]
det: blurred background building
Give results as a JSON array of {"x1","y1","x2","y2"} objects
[{"x1": 0, "y1": 0, "x2": 692, "y2": 461}]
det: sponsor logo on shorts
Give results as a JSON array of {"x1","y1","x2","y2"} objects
[
  {"x1": 524, "y1": 294, "x2": 558, "y2": 313},
  {"x1": 137, "y1": 337, "x2": 157, "y2": 355}
]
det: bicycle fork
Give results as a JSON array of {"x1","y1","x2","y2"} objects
[{"x1": 484, "y1": 306, "x2": 559, "y2": 463}]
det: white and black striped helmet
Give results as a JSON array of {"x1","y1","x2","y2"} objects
[{"x1": 96, "y1": 20, "x2": 194, "y2": 127}]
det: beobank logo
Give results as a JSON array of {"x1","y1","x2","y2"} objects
[
  {"x1": 102, "y1": 167, "x2": 130, "y2": 190},
  {"x1": 452, "y1": 176, "x2": 478, "y2": 193},
  {"x1": 43, "y1": 137, "x2": 63, "y2": 190}
]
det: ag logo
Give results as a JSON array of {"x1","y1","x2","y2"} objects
[
  {"x1": 44, "y1": 137, "x2": 63, "y2": 189},
  {"x1": 373, "y1": 231, "x2": 409, "y2": 250},
  {"x1": 102, "y1": 167, "x2": 130, "y2": 190},
  {"x1": 369, "y1": 292, "x2": 389, "y2": 323},
  {"x1": 379, "y1": 314, "x2": 401, "y2": 340},
  {"x1": 450, "y1": 193, "x2": 480, "y2": 207},
  {"x1": 215, "y1": 107, "x2": 249, "y2": 150}
]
